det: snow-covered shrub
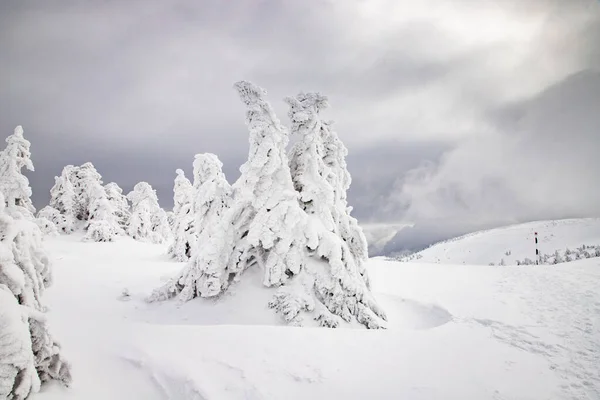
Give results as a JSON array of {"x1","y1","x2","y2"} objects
[
  {"x1": 38, "y1": 206, "x2": 72, "y2": 234},
  {"x1": 84, "y1": 195, "x2": 120, "y2": 242},
  {"x1": 0, "y1": 126, "x2": 36, "y2": 218},
  {"x1": 0, "y1": 194, "x2": 71, "y2": 397},
  {"x1": 150, "y1": 154, "x2": 232, "y2": 301},
  {"x1": 35, "y1": 216, "x2": 59, "y2": 236},
  {"x1": 149, "y1": 82, "x2": 386, "y2": 329},
  {"x1": 104, "y1": 182, "x2": 130, "y2": 232},
  {"x1": 127, "y1": 182, "x2": 170, "y2": 244},
  {"x1": 167, "y1": 169, "x2": 195, "y2": 261}
]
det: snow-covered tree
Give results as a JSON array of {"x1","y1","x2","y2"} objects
[
  {"x1": 149, "y1": 154, "x2": 232, "y2": 301},
  {"x1": 47, "y1": 166, "x2": 77, "y2": 232},
  {"x1": 104, "y1": 182, "x2": 130, "y2": 232},
  {"x1": 283, "y1": 91, "x2": 385, "y2": 327},
  {"x1": 167, "y1": 169, "x2": 195, "y2": 261},
  {"x1": 0, "y1": 126, "x2": 36, "y2": 217},
  {"x1": 149, "y1": 82, "x2": 386, "y2": 329},
  {"x1": 286, "y1": 93, "x2": 370, "y2": 286},
  {"x1": 69, "y1": 162, "x2": 102, "y2": 221},
  {"x1": 35, "y1": 215, "x2": 59, "y2": 236},
  {"x1": 127, "y1": 182, "x2": 170, "y2": 244},
  {"x1": 0, "y1": 194, "x2": 71, "y2": 397},
  {"x1": 321, "y1": 119, "x2": 371, "y2": 286},
  {"x1": 37, "y1": 206, "x2": 70, "y2": 233},
  {"x1": 84, "y1": 187, "x2": 120, "y2": 242}
]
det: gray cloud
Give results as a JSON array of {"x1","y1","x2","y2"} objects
[{"x1": 1, "y1": 0, "x2": 599, "y2": 251}]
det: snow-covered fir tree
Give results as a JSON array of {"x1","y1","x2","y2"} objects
[
  {"x1": 0, "y1": 194, "x2": 71, "y2": 398},
  {"x1": 69, "y1": 162, "x2": 102, "y2": 221},
  {"x1": 104, "y1": 182, "x2": 130, "y2": 232},
  {"x1": 167, "y1": 169, "x2": 195, "y2": 261},
  {"x1": 42, "y1": 167, "x2": 78, "y2": 233},
  {"x1": 0, "y1": 126, "x2": 36, "y2": 217},
  {"x1": 127, "y1": 182, "x2": 170, "y2": 244},
  {"x1": 149, "y1": 81, "x2": 386, "y2": 329},
  {"x1": 149, "y1": 153, "x2": 232, "y2": 301},
  {"x1": 283, "y1": 91, "x2": 385, "y2": 327},
  {"x1": 84, "y1": 184, "x2": 120, "y2": 242},
  {"x1": 321, "y1": 118, "x2": 371, "y2": 287}
]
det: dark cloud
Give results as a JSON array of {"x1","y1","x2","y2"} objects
[{"x1": 1, "y1": 0, "x2": 599, "y2": 253}]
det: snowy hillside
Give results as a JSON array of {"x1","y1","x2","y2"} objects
[
  {"x1": 400, "y1": 218, "x2": 600, "y2": 265},
  {"x1": 34, "y1": 234, "x2": 600, "y2": 400}
]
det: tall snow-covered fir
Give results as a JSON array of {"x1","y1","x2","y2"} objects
[
  {"x1": 0, "y1": 133, "x2": 72, "y2": 398},
  {"x1": 167, "y1": 169, "x2": 195, "y2": 261},
  {"x1": 0, "y1": 126, "x2": 36, "y2": 217},
  {"x1": 127, "y1": 182, "x2": 170, "y2": 244},
  {"x1": 287, "y1": 92, "x2": 371, "y2": 287},
  {"x1": 149, "y1": 81, "x2": 386, "y2": 329}
]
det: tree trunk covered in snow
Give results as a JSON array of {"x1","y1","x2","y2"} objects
[{"x1": 0, "y1": 195, "x2": 71, "y2": 398}]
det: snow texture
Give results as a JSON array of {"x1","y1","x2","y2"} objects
[
  {"x1": 0, "y1": 126, "x2": 36, "y2": 218},
  {"x1": 127, "y1": 182, "x2": 170, "y2": 244},
  {"x1": 0, "y1": 194, "x2": 71, "y2": 399},
  {"x1": 167, "y1": 169, "x2": 195, "y2": 262},
  {"x1": 33, "y1": 225, "x2": 600, "y2": 400}
]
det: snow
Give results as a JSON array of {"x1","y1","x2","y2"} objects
[
  {"x1": 33, "y1": 231, "x2": 600, "y2": 399},
  {"x1": 402, "y1": 218, "x2": 600, "y2": 265}
]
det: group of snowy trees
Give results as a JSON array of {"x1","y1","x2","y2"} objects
[
  {"x1": 0, "y1": 126, "x2": 71, "y2": 398},
  {"x1": 151, "y1": 82, "x2": 386, "y2": 329},
  {"x1": 37, "y1": 164, "x2": 170, "y2": 244},
  {"x1": 504, "y1": 245, "x2": 600, "y2": 266}
]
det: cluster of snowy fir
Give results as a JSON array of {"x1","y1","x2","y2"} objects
[
  {"x1": 38, "y1": 164, "x2": 170, "y2": 244},
  {"x1": 0, "y1": 126, "x2": 71, "y2": 399},
  {"x1": 150, "y1": 81, "x2": 387, "y2": 329},
  {"x1": 491, "y1": 245, "x2": 600, "y2": 266}
]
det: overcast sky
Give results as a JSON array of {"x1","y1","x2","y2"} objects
[{"x1": 1, "y1": 0, "x2": 599, "y2": 248}]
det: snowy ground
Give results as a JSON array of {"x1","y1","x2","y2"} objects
[
  {"x1": 36, "y1": 233, "x2": 599, "y2": 400},
  {"x1": 402, "y1": 218, "x2": 600, "y2": 265}
]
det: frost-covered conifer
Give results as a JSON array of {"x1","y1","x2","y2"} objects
[
  {"x1": 283, "y1": 92, "x2": 385, "y2": 327},
  {"x1": 167, "y1": 169, "x2": 195, "y2": 261},
  {"x1": 0, "y1": 194, "x2": 71, "y2": 397},
  {"x1": 104, "y1": 182, "x2": 130, "y2": 232},
  {"x1": 70, "y1": 162, "x2": 102, "y2": 221},
  {"x1": 149, "y1": 154, "x2": 232, "y2": 301},
  {"x1": 149, "y1": 82, "x2": 385, "y2": 329},
  {"x1": 35, "y1": 215, "x2": 59, "y2": 236},
  {"x1": 224, "y1": 81, "x2": 309, "y2": 289},
  {"x1": 0, "y1": 126, "x2": 36, "y2": 217},
  {"x1": 84, "y1": 185, "x2": 120, "y2": 242},
  {"x1": 47, "y1": 166, "x2": 77, "y2": 232},
  {"x1": 127, "y1": 182, "x2": 170, "y2": 244}
]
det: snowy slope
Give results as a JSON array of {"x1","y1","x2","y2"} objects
[
  {"x1": 401, "y1": 218, "x2": 600, "y2": 265},
  {"x1": 36, "y1": 233, "x2": 600, "y2": 400}
]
